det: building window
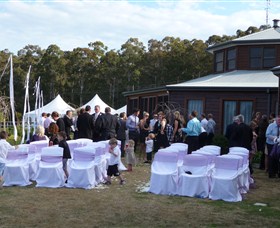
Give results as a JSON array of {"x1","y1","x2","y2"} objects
[
  {"x1": 250, "y1": 47, "x2": 276, "y2": 69},
  {"x1": 157, "y1": 95, "x2": 169, "y2": 112},
  {"x1": 227, "y1": 48, "x2": 236, "y2": 70},
  {"x1": 187, "y1": 100, "x2": 203, "y2": 117},
  {"x1": 215, "y1": 52, "x2": 224, "y2": 72},
  {"x1": 223, "y1": 100, "x2": 253, "y2": 133},
  {"x1": 128, "y1": 98, "x2": 138, "y2": 115}
]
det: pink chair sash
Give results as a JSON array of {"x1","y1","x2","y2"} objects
[
  {"x1": 154, "y1": 152, "x2": 178, "y2": 163},
  {"x1": 7, "y1": 152, "x2": 28, "y2": 160},
  {"x1": 73, "y1": 152, "x2": 95, "y2": 161},
  {"x1": 183, "y1": 155, "x2": 208, "y2": 167},
  {"x1": 215, "y1": 156, "x2": 240, "y2": 170},
  {"x1": 41, "y1": 155, "x2": 62, "y2": 163}
]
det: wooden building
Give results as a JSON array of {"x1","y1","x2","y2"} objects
[{"x1": 124, "y1": 20, "x2": 280, "y2": 134}]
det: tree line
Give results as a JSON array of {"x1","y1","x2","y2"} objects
[{"x1": 0, "y1": 25, "x2": 270, "y2": 117}]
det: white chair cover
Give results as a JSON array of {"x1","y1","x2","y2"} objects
[
  {"x1": 66, "y1": 140, "x2": 82, "y2": 158},
  {"x1": 200, "y1": 145, "x2": 221, "y2": 155},
  {"x1": 169, "y1": 144, "x2": 188, "y2": 164},
  {"x1": 66, "y1": 146, "x2": 96, "y2": 189},
  {"x1": 158, "y1": 147, "x2": 181, "y2": 166},
  {"x1": 76, "y1": 138, "x2": 93, "y2": 146},
  {"x1": 192, "y1": 150, "x2": 216, "y2": 172},
  {"x1": 177, "y1": 154, "x2": 210, "y2": 198},
  {"x1": 229, "y1": 147, "x2": 249, "y2": 155},
  {"x1": 3, "y1": 147, "x2": 32, "y2": 186},
  {"x1": 30, "y1": 140, "x2": 49, "y2": 160},
  {"x1": 209, "y1": 156, "x2": 242, "y2": 202},
  {"x1": 228, "y1": 152, "x2": 250, "y2": 193},
  {"x1": 149, "y1": 152, "x2": 178, "y2": 195},
  {"x1": 93, "y1": 143, "x2": 108, "y2": 184},
  {"x1": 35, "y1": 147, "x2": 65, "y2": 188}
]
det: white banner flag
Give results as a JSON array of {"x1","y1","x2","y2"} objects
[
  {"x1": 9, "y1": 55, "x2": 18, "y2": 141},
  {"x1": 21, "y1": 65, "x2": 31, "y2": 144}
]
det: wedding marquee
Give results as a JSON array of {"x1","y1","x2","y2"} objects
[
  {"x1": 80, "y1": 94, "x2": 116, "y2": 114},
  {"x1": 24, "y1": 94, "x2": 75, "y2": 121}
]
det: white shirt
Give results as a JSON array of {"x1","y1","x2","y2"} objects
[
  {"x1": 108, "y1": 146, "x2": 121, "y2": 166},
  {"x1": 145, "y1": 139, "x2": 154, "y2": 153},
  {"x1": 0, "y1": 139, "x2": 15, "y2": 163},
  {"x1": 149, "y1": 119, "x2": 158, "y2": 131},
  {"x1": 201, "y1": 118, "x2": 208, "y2": 129}
]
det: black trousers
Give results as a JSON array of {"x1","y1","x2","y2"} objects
[
  {"x1": 186, "y1": 136, "x2": 199, "y2": 154},
  {"x1": 267, "y1": 143, "x2": 280, "y2": 177}
]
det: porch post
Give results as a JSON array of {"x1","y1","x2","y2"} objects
[{"x1": 271, "y1": 65, "x2": 280, "y2": 116}]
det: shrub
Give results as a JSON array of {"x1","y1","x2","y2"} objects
[{"x1": 212, "y1": 134, "x2": 229, "y2": 154}]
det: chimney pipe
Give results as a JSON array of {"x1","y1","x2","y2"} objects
[{"x1": 273, "y1": 19, "x2": 280, "y2": 28}]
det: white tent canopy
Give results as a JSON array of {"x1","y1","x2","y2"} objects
[
  {"x1": 24, "y1": 94, "x2": 75, "y2": 121},
  {"x1": 80, "y1": 94, "x2": 116, "y2": 114},
  {"x1": 115, "y1": 105, "x2": 127, "y2": 115}
]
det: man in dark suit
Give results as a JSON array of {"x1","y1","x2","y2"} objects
[
  {"x1": 100, "y1": 107, "x2": 120, "y2": 140},
  {"x1": 225, "y1": 116, "x2": 239, "y2": 148},
  {"x1": 63, "y1": 110, "x2": 74, "y2": 140},
  {"x1": 92, "y1": 105, "x2": 103, "y2": 142},
  {"x1": 117, "y1": 112, "x2": 127, "y2": 157},
  {"x1": 77, "y1": 105, "x2": 94, "y2": 139}
]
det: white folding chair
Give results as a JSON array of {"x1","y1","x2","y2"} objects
[
  {"x1": 35, "y1": 147, "x2": 65, "y2": 188},
  {"x1": 200, "y1": 145, "x2": 221, "y2": 155},
  {"x1": 177, "y1": 154, "x2": 210, "y2": 198},
  {"x1": 149, "y1": 152, "x2": 178, "y2": 195},
  {"x1": 66, "y1": 146, "x2": 96, "y2": 189},
  {"x1": 93, "y1": 143, "x2": 108, "y2": 184},
  {"x1": 3, "y1": 147, "x2": 31, "y2": 186},
  {"x1": 229, "y1": 147, "x2": 249, "y2": 155},
  {"x1": 228, "y1": 151, "x2": 250, "y2": 193},
  {"x1": 209, "y1": 156, "x2": 242, "y2": 202},
  {"x1": 66, "y1": 140, "x2": 82, "y2": 158},
  {"x1": 169, "y1": 144, "x2": 188, "y2": 165},
  {"x1": 76, "y1": 138, "x2": 93, "y2": 146},
  {"x1": 158, "y1": 147, "x2": 181, "y2": 166},
  {"x1": 193, "y1": 150, "x2": 217, "y2": 172}
]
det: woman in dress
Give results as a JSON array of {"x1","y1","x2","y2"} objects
[
  {"x1": 154, "y1": 111, "x2": 169, "y2": 152},
  {"x1": 29, "y1": 125, "x2": 48, "y2": 143},
  {"x1": 139, "y1": 112, "x2": 150, "y2": 161},
  {"x1": 172, "y1": 111, "x2": 183, "y2": 143}
]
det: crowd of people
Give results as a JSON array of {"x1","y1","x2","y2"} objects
[
  {"x1": 2, "y1": 105, "x2": 280, "y2": 188},
  {"x1": 225, "y1": 112, "x2": 280, "y2": 178}
]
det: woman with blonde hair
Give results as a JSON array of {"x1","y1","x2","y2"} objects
[
  {"x1": 29, "y1": 125, "x2": 48, "y2": 143},
  {"x1": 172, "y1": 111, "x2": 183, "y2": 143},
  {"x1": 139, "y1": 111, "x2": 150, "y2": 161}
]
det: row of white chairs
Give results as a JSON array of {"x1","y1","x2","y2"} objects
[
  {"x1": 149, "y1": 146, "x2": 251, "y2": 202},
  {"x1": 3, "y1": 138, "x2": 126, "y2": 189}
]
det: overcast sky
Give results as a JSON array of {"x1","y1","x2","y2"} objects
[{"x1": 1, "y1": 0, "x2": 279, "y2": 54}]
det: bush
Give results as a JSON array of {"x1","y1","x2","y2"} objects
[{"x1": 212, "y1": 134, "x2": 229, "y2": 155}]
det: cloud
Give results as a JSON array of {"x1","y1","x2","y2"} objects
[{"x1": 0, "y1": 0, "x2": 278, "y2": 53}]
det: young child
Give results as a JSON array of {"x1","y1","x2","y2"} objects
[
  {"x1": 145, "y1": 133, "x2": 155, "y2": 163},
  {"x1": 125, "y1": 139, "x2": 136, "y2": 171},
  {"x1": 0, "y1": 131, "x2": 19, "y2": 188},
  {"x1": 57, "y1": 131, "x2": 71, "y2": 183},
  {"x1": 106, "y1": 138, "x2": 125, "y2": 185}
]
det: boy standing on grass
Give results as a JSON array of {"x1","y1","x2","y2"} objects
[
  {"x1": 145, "y1": 133, "x2": 155, "y2": 163},
  {"x1": 57, "y1": 131, "x2": 71, "y2": 183},
  {"x1": 105, "y1": 138, "x2": 125, "y2": 185},
  {"x1": 0, "y1": 131, "x2": 19, "y2": 188}
]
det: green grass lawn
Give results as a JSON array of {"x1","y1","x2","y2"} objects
[{"x1": 0, "y1": 162, "x2": 280, "y2": 228}]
